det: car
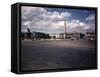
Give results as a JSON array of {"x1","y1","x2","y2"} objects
[{"x1": 70, "y1": 37, "x2": 77, "y2": 40}]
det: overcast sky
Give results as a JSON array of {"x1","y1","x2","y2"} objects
[{"x1": 21, "y1": 6, "x2": 95, "y2": 33}]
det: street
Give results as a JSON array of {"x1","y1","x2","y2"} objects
[{"x1": 21, "y1": 39, "x2": 96, "y2": 71}]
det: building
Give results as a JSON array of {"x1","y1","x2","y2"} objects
[
  {"x1": 62, "y1": 32, "x2": 84, "y2": 39},
  {"x1": 49, "y1": 32, "x2": 85, "y2": 39},
  {"x1": 49, "y1": 33, "x2": 61, "y2": 39},
  {"x1": 85, "y1": 32, "x2": 95, "y2": 40}
]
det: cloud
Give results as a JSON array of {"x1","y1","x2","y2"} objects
[
  {"x1": 68, "y1": 20, "x2": 80, "y2": 29},
  {"x1": 49, "y1": 21, "x2": 64, "y2": 29},
  {"x1": 21, "y1": 6, "x2": 95, "y2": 33},
  {"x1": 85, "y1": 14, "x2": 95, "y2": 21},
  {"x1": 67, "y1": 19, "x2": 95, "y2": 33},
  {"x1": 79, "y1": 22, "x2": 90, "y2": 30},
  {"x1": 21, "y1": 6, "x2": 71, "y2": 33}
]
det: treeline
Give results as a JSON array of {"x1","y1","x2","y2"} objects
[{"x1": 21, "y1": 32, "x2": 51, "y2": 40}]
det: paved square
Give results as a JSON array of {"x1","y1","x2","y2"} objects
[{"x1": 21, "y1": 39, "x2": 96, "y2": 71}]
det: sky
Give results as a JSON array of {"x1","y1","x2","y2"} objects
[{"x1": 21, "y1": 6, "x2": 95, "y2": 33}]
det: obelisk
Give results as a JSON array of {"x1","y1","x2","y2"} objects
[{"x1": 64, "y1": 20, "x2": 67, "y2": 39}]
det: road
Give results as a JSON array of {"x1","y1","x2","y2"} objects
[{"x1": 21, "y1": 39, "x2": 96, "y2": 71}]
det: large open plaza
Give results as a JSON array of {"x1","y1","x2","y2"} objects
[{"x1": 21, "y1": 39, "x2": 96, "y2": 71}]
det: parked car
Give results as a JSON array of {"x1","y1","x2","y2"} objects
[{"x1": 70, "y1": 37, "x2": 77, "y2": 40}]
